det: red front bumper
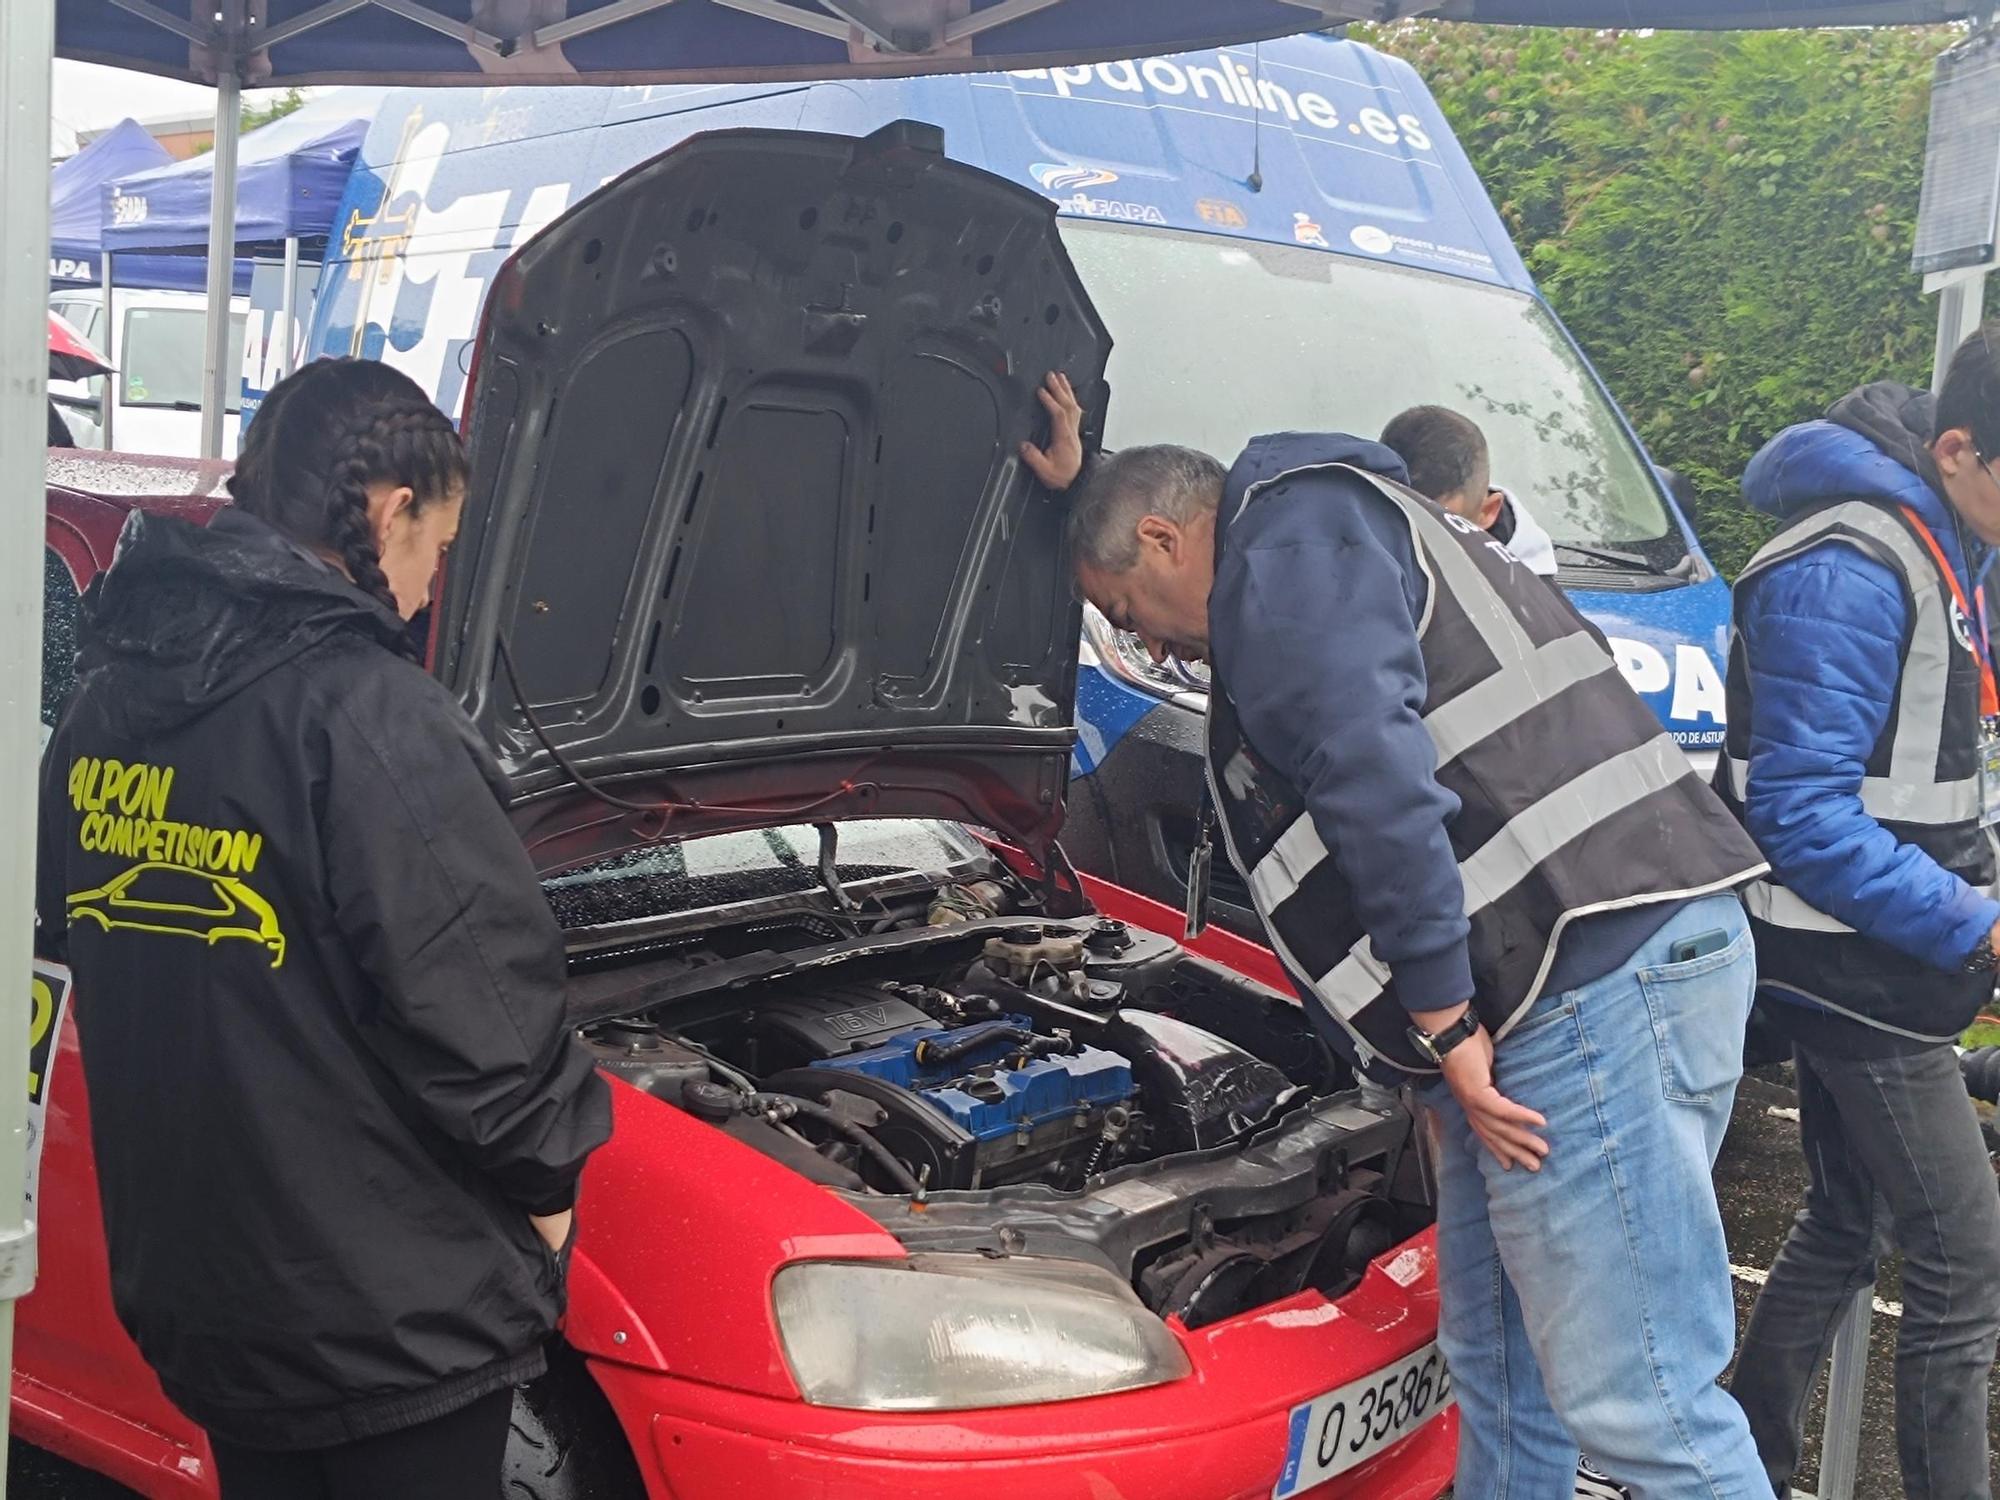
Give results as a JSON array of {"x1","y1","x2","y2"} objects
[{"x1": 592, "y1": 1232, "x2": 1456, "y2": 1500}]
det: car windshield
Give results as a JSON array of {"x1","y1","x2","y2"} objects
[
  {"x1": 120, "y1": 307, "x2": 247, "y2": 414},
  {"x1": 1060, "y1": 222, "x2": 1678, "y2": 567},
  {"x1": 542, "y1": 818, "x2": 989, "y2": 930}
]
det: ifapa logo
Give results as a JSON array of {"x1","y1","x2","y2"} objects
[{"x1": 1031, "y1": 161, "x2": 1120, "y2": 192}]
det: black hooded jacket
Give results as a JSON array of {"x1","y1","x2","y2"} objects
[{"x1": 36, "y1": 506, "x2": 611, "y2": 1450}]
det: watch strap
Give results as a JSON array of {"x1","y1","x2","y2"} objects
[{"x1": 1410, "y1": 1012, "x2": 1481, "y2": 1065}]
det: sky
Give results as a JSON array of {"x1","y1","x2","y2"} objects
[{"x1": 51, "y1": 61, "x2": 311, "y2": 157}]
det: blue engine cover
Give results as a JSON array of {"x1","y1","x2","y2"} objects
[{"x1": 809, "y1": 1015, "x2": 1132, "y2": 1141}]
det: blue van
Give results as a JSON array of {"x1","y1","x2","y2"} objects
[{"x1": 306, "y1": 33, "x2": 1730, "y2": 936}]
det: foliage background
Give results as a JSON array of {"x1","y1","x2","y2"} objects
[{"x1": 1352, "y1": 21, "x2": 1959, "y2": 576}]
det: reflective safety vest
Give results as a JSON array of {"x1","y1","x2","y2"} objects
[
  {"x1": 1714, "y1": 499, "x2": 1998, "y2": 1042},
  {"x1": 1206, "y1": 463, "x2": 1767, "y2": 1076}
]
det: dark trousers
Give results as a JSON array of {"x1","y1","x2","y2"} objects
[
  {"x1": 209, "y1": 1388, "x2": 513, "y2": 1500},
  {"x1": 1731, "y1": 1042, "x2": 2000, "y2": 1500}
]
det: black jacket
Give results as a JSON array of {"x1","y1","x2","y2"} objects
[{"x1": 36, "y1": 507, "x2": 612, "y2": 1450}]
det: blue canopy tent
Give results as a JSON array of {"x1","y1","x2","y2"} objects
[
  {"x1": 101, "y1": 109, "x2": 366, "y2": 257},
  {"x1": 47, "y1": 116, "x2": 230, "y2": 293},
  {"x1": 99, "y1": 108, "x2": 365, "y2": 405}
]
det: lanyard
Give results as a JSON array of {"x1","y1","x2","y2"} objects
[{"x1": 1901, "y1": 505, "x2": 1999, "y2": 718}]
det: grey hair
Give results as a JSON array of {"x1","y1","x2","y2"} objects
[
  {"x1": 1066, "y1": 444, "x2": 1227, "y2": 572},
  {"x1": 1378, "y1": 405, "x2": 1488, "y2": 502}
]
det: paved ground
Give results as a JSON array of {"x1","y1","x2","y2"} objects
[{"x1": 10, "y1": 1068, "x2": 1992, "y2": 1498}]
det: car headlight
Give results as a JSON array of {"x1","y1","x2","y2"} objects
[
  {"x1": 1080, "y1": 605, "x2": 1209, "y2": 709},
  {"x1": 772, "y1": 1253, "x2": 1192, "y2": 1411}
]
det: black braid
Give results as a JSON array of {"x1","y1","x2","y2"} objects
[
  {"x1": 320, "y1": 401, "x2": 461, "y2": 615},
  {"x1": 228, "y1": 358, "x2": 468, "y2": 618}
]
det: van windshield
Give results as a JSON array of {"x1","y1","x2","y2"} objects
[{"x1": 1060, "y1": 223, "x2": 1679, "y2": 567}]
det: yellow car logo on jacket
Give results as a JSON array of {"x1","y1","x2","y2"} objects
[{"x1": 68, "y1": 862, "x2": 286, "y2": 969}]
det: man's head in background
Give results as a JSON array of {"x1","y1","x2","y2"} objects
[{"x1": 1380, "y1": 405, "x2": 1500, "y2": 528}]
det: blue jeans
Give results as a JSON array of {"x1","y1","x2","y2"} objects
[{"x1": 1424, "y1": 894, "x2": 1765, "y2": 1500}]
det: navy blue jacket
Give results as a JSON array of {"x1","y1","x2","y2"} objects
[{"x1": 1737, "y1": 382, "x2": 2000, "y2": 981}]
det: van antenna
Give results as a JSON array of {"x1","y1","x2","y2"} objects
[{"x1": 1248, "y1": 43, "x2": 1265, "y2": 192}]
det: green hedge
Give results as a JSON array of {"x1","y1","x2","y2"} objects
[{"x1": 1354, "y1": 21, "x2": 1958, "y2": 576}]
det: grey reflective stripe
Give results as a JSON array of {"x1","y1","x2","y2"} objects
[
  {"x1": 1247, "y1": 812, "x2": 1328, "y2": 916},
  {"x1": 1311, "y1": 731, "x2": 1698, "y2": 1015},
  {"x1": 1337, "y1": 463, "x2": 1544, "y2": 649},
  {"x1": 1722, "y1": 753, "x2": 1979, "y2": 827},
  {"x1": 1248, "y1": 632, "x2": 1622, "y2": 907},
  {"x1": 1425, "y1": 632, "x2": 1615, "y2": 769},
  {"x1": 1738, "y1": 502, "x2": 1954, "y2": 793},
  {"x1": 1743, "y1": 878, "x2": 1855, "y2": 934},
  {"x1": 1744, "y1": 867, "x2": 1999, "y2": 937},
  {"x1": 1318, "y1": 935, "x2": 1389, "y2": 1021},
  {"x1": 1458, "y1": 731, "x2": 1691, "y2": 908},
  {"x1": 1235, "y1": 461, "x2": 1535, "y2": 641},
  {"x1": 1758, "y1": 981, "x2": 1967, "y2": 1045}
]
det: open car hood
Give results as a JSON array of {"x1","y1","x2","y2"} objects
[{"x1": 442, "y1": 122, "x2": 1110, "y2": 875}]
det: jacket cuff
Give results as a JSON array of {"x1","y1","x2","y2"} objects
[
  {"x1": 522, "y1": 1178, "x2": 580, "y2": 1217},
  {"x1": 1935, "y1": 890, "x2": 2000, "y2": 973},
  {"x1": 1391, "y1": 942, "x2": 1476, "y2": 1015}
]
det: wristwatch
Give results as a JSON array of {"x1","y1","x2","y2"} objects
[
  {"x1": 1964, "y1": 936, "x2": 1998, "y2": 974},
  {"x1": 1408, "y1": 1012, "x2": 1482, "y2": 1066}
]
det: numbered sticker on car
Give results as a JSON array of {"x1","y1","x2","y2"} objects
[
  {"x1": 1273, "y1": 1341, "x2": 1452, "y2": 1498},
  {"x1": 26, "y1": 961, "x2": 71, "y2": 1220}
]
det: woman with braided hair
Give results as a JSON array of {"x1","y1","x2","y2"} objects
[{"x1": 35, "y1": 357, "x2": 611, "y2": 1499}]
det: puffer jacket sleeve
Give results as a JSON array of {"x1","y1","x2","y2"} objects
[
  {"x1": 1740, "y1": 543, "x2": 2000, "y2": 970},
  {"x1": 318, "y1": 662, "x2": 611, "y2": 1215}
]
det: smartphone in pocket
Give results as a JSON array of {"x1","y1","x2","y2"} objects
[{"x1": 1668, "y1": 928, "x2": 1731, "y2": 965}]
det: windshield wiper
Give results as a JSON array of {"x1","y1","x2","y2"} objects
[{"x1": 1554, "y1": 540, "x2": 1673, "y2": 576}]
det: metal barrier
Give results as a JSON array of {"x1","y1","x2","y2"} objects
[{"x1": 1807, "y1": 1285, "x2": 1873, "y2": 1500}]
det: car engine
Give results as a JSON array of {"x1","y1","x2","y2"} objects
[
  {"x1": 583, "y1": 918, "x2": 1309, "y2": 1192},
  {"x1": 578, "y1": 911, "x2": 1419, "y2": 1325}
]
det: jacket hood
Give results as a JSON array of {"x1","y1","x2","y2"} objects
[
  {"x1": 1742, "y1": 380, "x2": 1987, "y2": 589},
  {"x1": 79, "y1": 506, "x2": 412, "y2": 739},
  {"x1": 1219, "y1": 432, "x2": 1411, "y2": 540},
  {"x1": 1744, "y1": 382, "x2": 1948, "y2": 527}
]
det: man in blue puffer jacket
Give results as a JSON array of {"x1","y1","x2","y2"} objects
[{"x1": 1719, "y1": 328, "x2": 2000, "y2": 1500}]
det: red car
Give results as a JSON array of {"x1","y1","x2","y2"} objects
[{"x1": 17, "y1": 123, "x2": 1455, "y2": 1500}]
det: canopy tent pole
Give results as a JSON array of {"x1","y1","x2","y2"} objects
[
  {"x1": 1934, "y1": 273, "x2": 1988, "y2": 387},
  {"x1": 279, "y1": 236, "x2": 301, "y2": 383},
  {"x1": 101, "y1": 252, "x2": 116, "y2": 451},
  {"x1": 0, "y1": 0, "x2": 56, "y2": 1489},
  {"x1": 200, "y1": 46, "x2": 243, "y2": 460}
]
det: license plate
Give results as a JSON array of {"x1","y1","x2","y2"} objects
[{"x1": 1272, "y1": 1341, "x2": 1453, "y2": 1498}]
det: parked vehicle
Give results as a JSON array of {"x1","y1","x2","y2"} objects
[
  {"x1": 304, "y1": 34, "x2": 1730, "y2": 944},
  {"x1": 46, "y1": 287, "x2": 249, "y2": 460},
  {"x1": 21, "y1": 123, "x2": 1461, "y2": 1500}
]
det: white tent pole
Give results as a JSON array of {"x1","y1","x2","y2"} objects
[
  {"x1": 200, "y1": 57, "x2": 242, "y2": 459},
  {"x1": 0, "y1": 0, "x2": 55, "y2": 1490},
  {"x1": 1934, "y1": 273, "x2": 1987, "y2": 390},
  {"x1": 279, "y1": 236, "x2": 300, "y2": 382},
  {"x1": 100, "y1": 252, "x2": 115, "y2": 451}
]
